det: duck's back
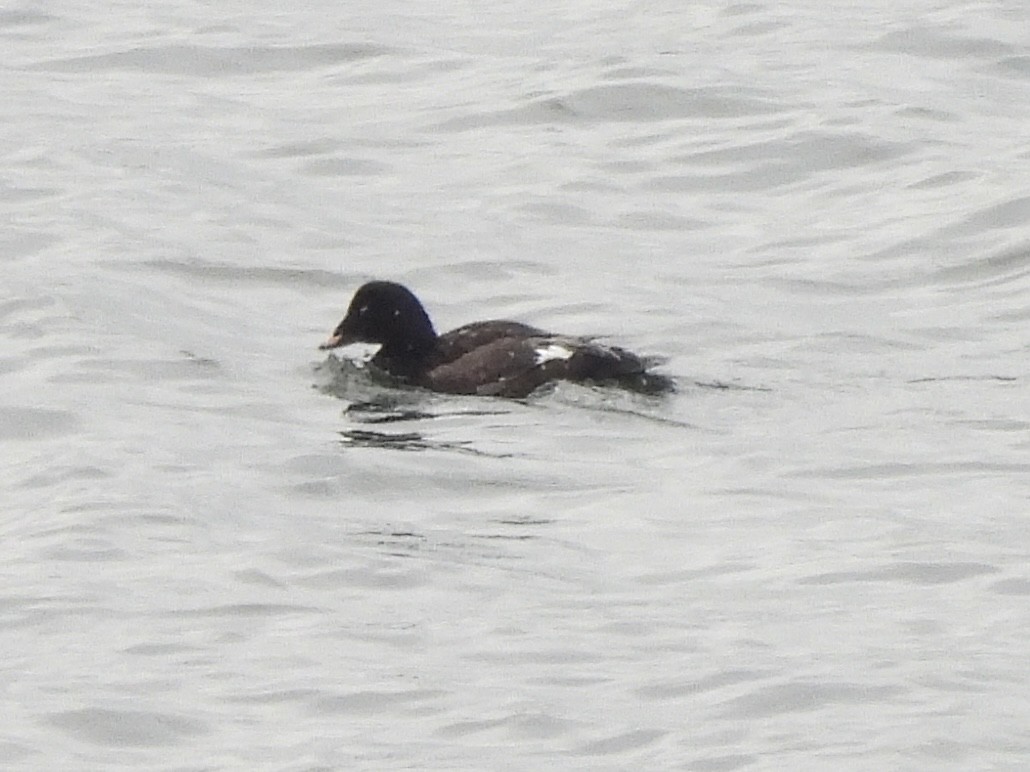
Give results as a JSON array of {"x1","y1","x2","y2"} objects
[
  {"x1": 434, "y1": 321, "x2": 547, "y2": 365},
  {"x1": 424, "y1": 331, "x2": 671, "y2": 398}
]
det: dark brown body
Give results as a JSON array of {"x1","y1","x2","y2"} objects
[{"x1": 320, "y1": 282, "x2": 672, "y2": 398}]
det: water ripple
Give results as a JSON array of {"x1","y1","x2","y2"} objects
[
  {"x1": 798, "y1": 562, "x2": 999, "y2": 586},
  {"x1": 0, "y1": 406, "x2": 78, "y2": 440},
  {"x1": 435, "y1": 82, "x2": 783, "y2": 132},
  {"x1": 46, "y1": 708, "x2": 208, "y2": 748},
  {"x1": 720, "y1": 682, "x2": 904, "y2": 719},
  {"x1": 33, "y1": 42, "x2": 393, "y2": 75}
]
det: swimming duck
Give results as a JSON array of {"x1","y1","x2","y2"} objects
[{"x1": 319, "y1": 281, "x2": 672, "y2": 398}]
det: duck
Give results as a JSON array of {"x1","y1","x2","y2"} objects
[{"x1": 319, "y1": 281, "x2": 673, "y2": 398}]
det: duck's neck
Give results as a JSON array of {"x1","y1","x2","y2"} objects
[{"x1": 373, "y1": 333, "x2": 438, "y2": 379}]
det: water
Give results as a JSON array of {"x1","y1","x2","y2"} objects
[{"x1": 3, "y1": 1, "x2": 1029, "y2": 768}]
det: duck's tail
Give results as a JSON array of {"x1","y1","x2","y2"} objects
[{"x1": 570, "y1": 343, "x2": 675, "y2": 395}]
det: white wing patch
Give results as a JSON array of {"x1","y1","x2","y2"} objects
[{"x1": 534, "y1": 343, "x2": 574, "y2": 365}]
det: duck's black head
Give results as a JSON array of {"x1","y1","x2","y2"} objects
[{"x1": 319, "y1": 281, "x2": 438, "y2": 359}]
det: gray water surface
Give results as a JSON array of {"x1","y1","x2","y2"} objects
[{"x1": 3, "y1": 1, "x2": 1029, "y2": 769}]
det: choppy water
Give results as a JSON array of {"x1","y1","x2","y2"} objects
[{"x1": 3, "y1": 1, "x2": 1029, "y2": 768}]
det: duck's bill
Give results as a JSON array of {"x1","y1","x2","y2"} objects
[{"x1": 318, "y1": 333, "x2": 345, "y2": 350}]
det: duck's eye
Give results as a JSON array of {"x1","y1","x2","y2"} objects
[
  {"x1": 358, "y1": 305, "x2": 368, "y2": 316},
  {"x1": 393, "y1": 309, "x2": 401, "y2": 318}
]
